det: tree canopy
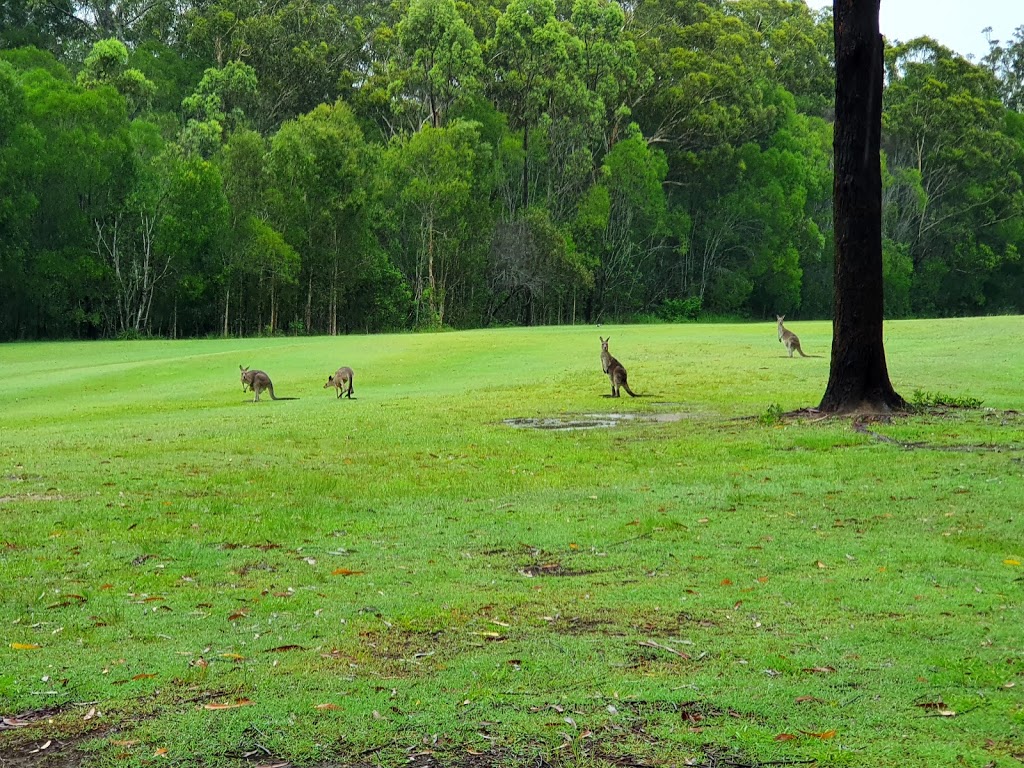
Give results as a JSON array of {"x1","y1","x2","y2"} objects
[{"x1": 1, "y1": 0, "x2": 1022, "y2": 339}]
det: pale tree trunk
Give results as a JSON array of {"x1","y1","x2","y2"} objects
[
  {"x1": 330, "y1": 258, "x2": 339, "y2": 336},
  {"x1": 223, "y1": 284, "x2": 230, "y2": 337},
  {"x1": 95, "y1": 207, "x2": 169, "y2": 335},
  {"x1": 427, "y1": 215, "x2": 437, "y2": 321},
  {"x1": 305, "y1": 271, "x2": 313, "y2": 333},
  {"x1": 270, "y1": 278, "x2": 277, "y2": 334}
]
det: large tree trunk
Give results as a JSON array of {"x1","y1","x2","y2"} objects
[{"x1": 819, "y1": 0, "x2": 905, "y2": 414}]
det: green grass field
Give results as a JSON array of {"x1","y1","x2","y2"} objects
[{"x1": 1, "y1": 317, "x2": 1022, "y2": 768}]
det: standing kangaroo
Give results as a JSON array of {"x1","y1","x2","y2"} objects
[
  {"x1": 324, "y1": 366, "x2": 355, "y2": 399},
  {"x1": 776, "y1": 315, "x2": 809, "y2": 358},
  {"x1": 599, "y1": 337, "x2": 637, "y2": 398},
  {"x1": 240, "y1": 366, "x2": 295, "y2": 402}
]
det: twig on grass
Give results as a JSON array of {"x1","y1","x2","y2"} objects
[{"x1": 607, "y1": 531, "x2": 654, "y2": 548}]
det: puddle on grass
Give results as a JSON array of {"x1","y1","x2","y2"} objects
[{"x1": 504, "y1": 411, "x2": 693, "y2": 430}]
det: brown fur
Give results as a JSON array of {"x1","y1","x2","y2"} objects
[
  {"x1": 776, "y1": 315, "x2": 808, "y2": 358},
  {"x1": 599, "y1": 337, "x2": 637, "y2": 398},
  {"x1": 324, "y1": 366, "x2": 355, "y2": 399},
  {"x1": 240, "y1": 365, "x2": 284, "y2": 401}
]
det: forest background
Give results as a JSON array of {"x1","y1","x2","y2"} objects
[{"x1": 2, "y1": 0, "x2": 1023, "y2": 340}]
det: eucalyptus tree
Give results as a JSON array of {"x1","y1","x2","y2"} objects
[
  {"x1": 267, "y1": 100, "x2": 372, "y2": 335},
  {"x1": 183, "y1": 0, "x2": 367, "y2": 130},
  {"x1": 572, "y1": 131, "x2": 670, "y2": 320},
  {"x1": 883, "y1": 38, "x2": 1024, "y2": 314},
  {"x1": 396, "y1": 0, "x2": 484, "y2": 129},
  {"x1": 377, "y1": 120, "x2": 493, "y2": 327},
  {"x1": 629, "y1": 0, "x2": 781, "y2": 158},
  {"x1": 983, "y1": 24, "x2": 1024, "y2": 111},
  {"x1": 487, "y1": 0, "x2": 575, "y2": 212},
  {"x1": 180, "y1": 59, "x2": 257, "y2": 157},
  {"x1": 152, "y1": 152, "x2": 230, "y2": 337},
  {"x1": 76, "y1": 38, "x2": 155, "y2": 117},
  {"x1": 724, "y1": 0, "x2": 834, "y2": 118},
  {"x1": 219, "y1": 128, "x2": 269, "y2": 335},
  {"x1": 17, "y1": 60, "x2": 134, "y2": 337},
  {"x1": 0, "y1": 60, "x2": 43, "y2": 340}
]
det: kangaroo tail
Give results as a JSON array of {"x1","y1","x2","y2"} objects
[
  {"x1": 622, "y1": 382, "x2": 637, "y2": 397},
  {"x1": 797, "y1": 347, "x2": 809, "y2": 358}
]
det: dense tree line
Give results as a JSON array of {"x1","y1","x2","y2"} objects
[{"x1": 1, "y1": 0, "x2": 1022, "y2": 339}]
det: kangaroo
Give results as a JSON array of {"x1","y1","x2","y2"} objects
[
  {"x1": 599, "y1": 337, "x2": 637, "y2": 398},
  {"x1": 776, "y1": 315, "x2": 809, "y2": 358},
  {"x1": 240, "y1": 365, "x2": 296, "y2": 402},
  {"x1": 324, "y1": 366, "x2": 355, "y2": 399}
]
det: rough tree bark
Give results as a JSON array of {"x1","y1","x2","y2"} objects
[{"x1": 819, "y1": 0, "x2": 906, "y2": 414}]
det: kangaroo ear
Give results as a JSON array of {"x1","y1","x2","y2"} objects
[{"x1": 240, "y1": 365, "x2": 245, "y2": 371}]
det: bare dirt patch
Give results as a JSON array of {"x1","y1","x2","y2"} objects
[
  {"x1": 518, "y1": 562, "x2": 600, "y2": 577},
  {"x1": 504, "y1": 412, "x2": 694, "y2": 431}
]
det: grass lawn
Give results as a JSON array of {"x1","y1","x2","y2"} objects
[{"x1": 1, "y1": 317, "x2": 1022, "y2": 768}]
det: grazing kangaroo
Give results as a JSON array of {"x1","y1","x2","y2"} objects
[
  {"x1": 776, "y1": 315, "x2": 809, "y2": 358},
  {"x1": 324, "y1": 366, "x2": 355, "y2": 399},
  {"x1": 239, "y1": 366, "x2": 296, "y2": 402},
  {"x1": 599, "y1": 337, "x2": 637, "y2": 398}
]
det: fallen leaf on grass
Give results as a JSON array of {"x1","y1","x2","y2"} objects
[
  {"x1": 220, "y1": 653, "x2": 245, "y2": 660},
  {"x1": 264, "y1": 645, "x2": 307, "y2": 653},
  {"x1": 1004, "y1": 559, "x2": 1021, "y2": 566},
  {"x1": 47, "y1": 595, "x2": 87, "y2": 609},
  {"x1": 794, "y1": 696, "x2": 824, "y2": 704},
  {"x1": 131, "y1": 673, "x2": 157, "y2": 680},
  {"x1": 153, "y1": 747, "x2": 168, "y2": 757},
  {"x1": 800, "y1": 729, "x2": 837, "y2": 739},
  {"x1": 720, "y1": 579, "x2": 732, "y2": 586},
  {"x1": 227, "y1": 611, "x2": 248, "y2": 621},
  {"x1": 10, "y1": 643, "x2": 41, "y2": 650},
  {"x1": 802, "y1": 666, "x2": 836, "y2": 674},
  {"x1": 775, "y1": 733, "x2": 797, "y2": 741},
  {"x1": 331, "y1": 568, "x2": 365, "y2": 576},
  {"x1": 203, "y1": 699, "x2": 255, "y2": 710},
  {"x1": 83, "y1": 707, "x2": 96, "y2": 721},
  {"x1": 1, "y1": 718, "x2": 31, "y2": 729},
  {"x1": 638, "y1": 640, "x2": 690, "y2": 659},
  {"x1": 109, "y1": 740, "x2": 137, "y2": 747},
  {"x1": 27, "y1": 740, "x2": 53, "y2": 754},
  {"x1": 315, "y1": 703, "x2": 340, "y2": 711},
  {"x1": 471, "y1": 632, "x2": 506, "y2": 641},
  {"x1": 914, "y1": 701, "x2": 957, "y2": 717}
]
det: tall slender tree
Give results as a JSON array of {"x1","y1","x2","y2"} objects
[{"x1": 818, "y1": 0, "x2": 905, "y2": 414}]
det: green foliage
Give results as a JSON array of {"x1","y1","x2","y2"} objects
[
  {"x1": 656, "y1": 295, "x2": 702, "y2": 322},
  {"x1": 757, "y1": 401, "x2": 786, "y2": 424},
  {"x1": 3, "y1": 1, "x2": 1024, "y2": 339},
  {"x1": 180, "y1": 60, "x2": 258, "y2": 156},
  {"x1": 909, "y1": 389, "x2": 984, "y2": 410},
  {"x1": 77, "y1": 39, "x2": 156, "y2": 116}
]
